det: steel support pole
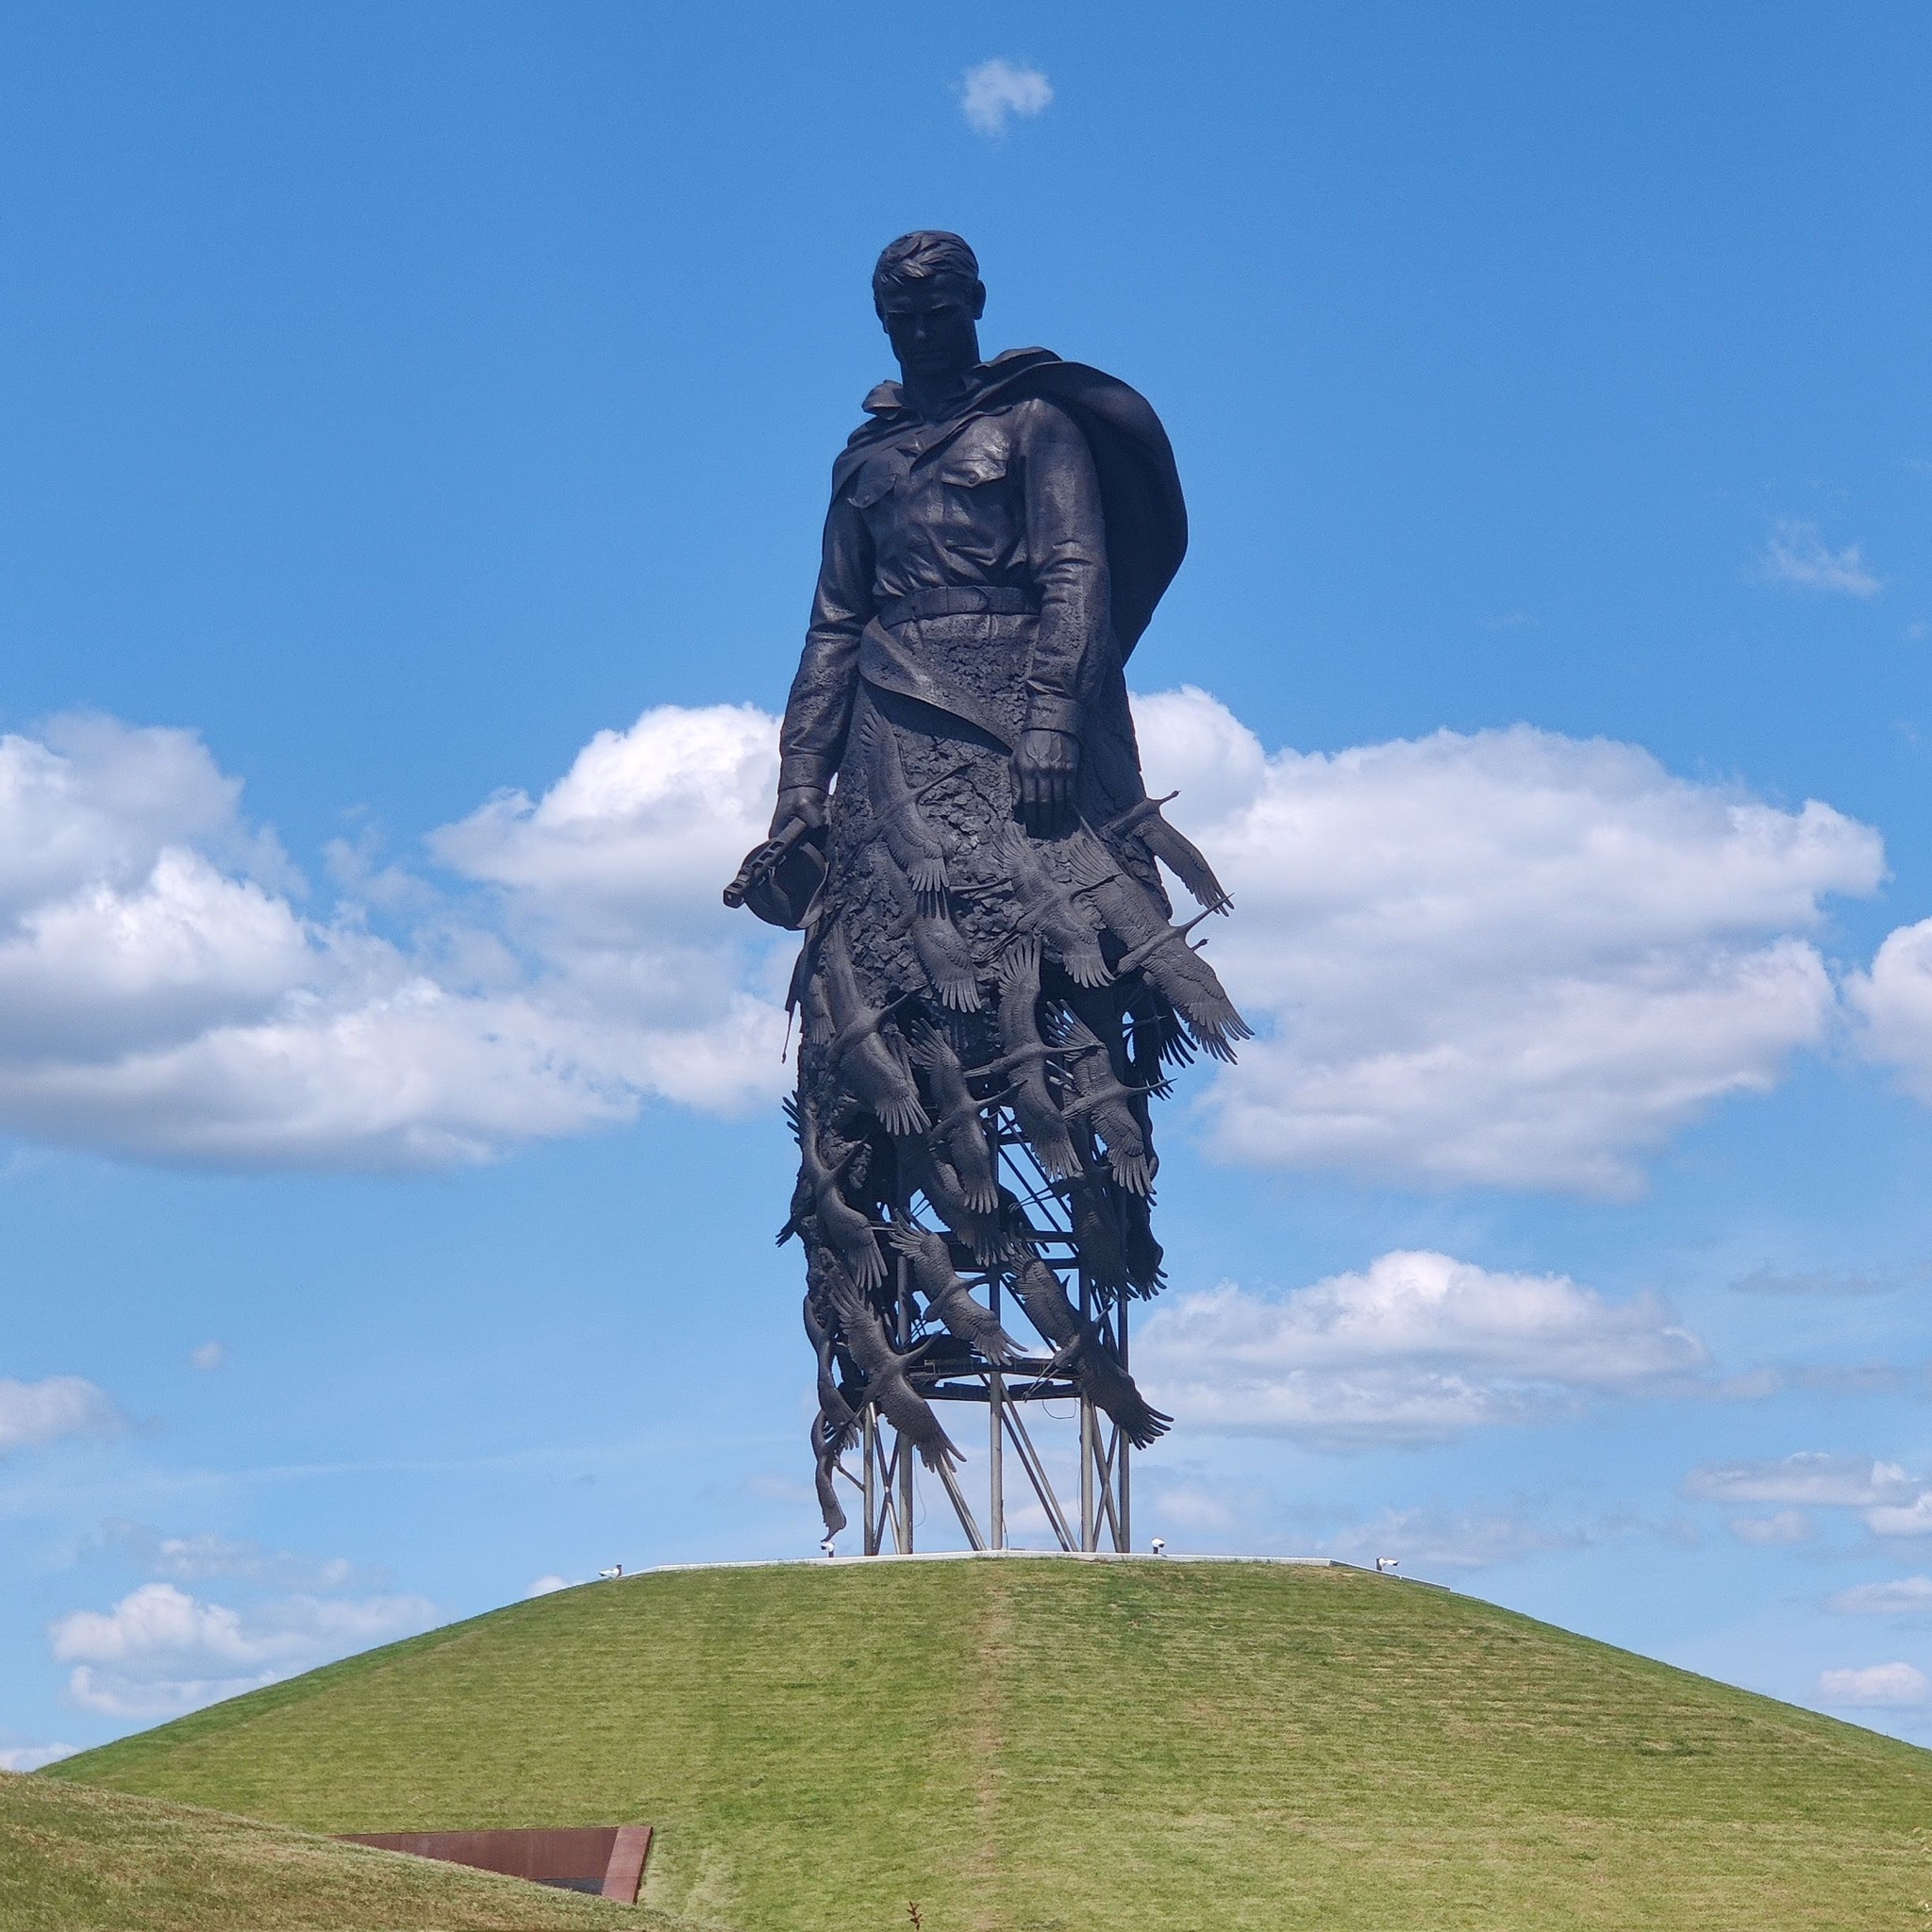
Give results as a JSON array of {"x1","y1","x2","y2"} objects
[
  {"x1": 862, "y1": 1407, "x2": 878, "y2": 1557},
  {"x1": 1078, "y1": 1274, "x2": 1096, "y2": 1552},
  {"x1": 1079, "y1": 1397, "x2": 1097, "y2": 1553},
  {"x1": 988, "y1": 1285, "x2": 1006, "y2": 1551},
  {"x1": 1117, "y1": 1298, "x2": 1132, "y2": 1552},
  {"x1": 894, "y1": 1254, "x2": 915, "y2": 1554}
]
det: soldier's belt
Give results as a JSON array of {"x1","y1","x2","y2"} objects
[{"x1": 875, "y1": 585, "x2": 1040, "y2": 627}]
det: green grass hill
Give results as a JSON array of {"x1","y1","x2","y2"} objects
[
  {"x1": 43, "y1": 1554, "x2": 1932, "y2": 1930},
  {"x1": 0, "y1": 1768, "x2": 687, "y2": 1931}
]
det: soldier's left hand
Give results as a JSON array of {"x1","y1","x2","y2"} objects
[{"x1": 1015, "y1": 728, "x2": 1079, "y2": 838}]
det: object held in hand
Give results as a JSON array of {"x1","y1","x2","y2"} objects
[{"x1": 724, "y1": 815, "x2": 827, "y2": 929}]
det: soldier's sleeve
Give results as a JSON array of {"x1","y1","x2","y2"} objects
[
  {"x1": 1019, "y1": 399, "x2": 1113, "y2": 739},
  {"x1": 779, "y1": 481, "x2": 874, "y2": 791}
]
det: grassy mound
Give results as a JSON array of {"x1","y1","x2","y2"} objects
[
  {"x1": 47, "y1": 1555, "x2": 1932, "y2": 1930},
  {"x1": 0, "y1": 1768, "x2": 691, "y2": 1931}
]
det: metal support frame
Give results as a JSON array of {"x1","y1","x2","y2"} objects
[{"x1": 852, "y1": 1106, "x2": 1135, "y2": 1557}]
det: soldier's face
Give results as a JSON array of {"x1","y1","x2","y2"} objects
[{"x1": 880, "y1": 282, "x2": 982, "y2": 383}]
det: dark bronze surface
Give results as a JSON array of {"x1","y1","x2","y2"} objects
[{"x1": 730, "y1": 232, "x2": 1244, "y2": 1537}]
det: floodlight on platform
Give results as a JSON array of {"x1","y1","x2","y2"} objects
[
  {"x1": 1150, "y1": 1537, "x2": 1165, "y2": 1556},
  {"x1": 598, "y1": 1564, "x2": 623, "y2": 1580},
  {"x1": 820, "y1": 1537, "x2": 837, "y2": 1558},
  {"x1": 1375, "y1": 1557, "x2": 1399, "y2": 1574}
]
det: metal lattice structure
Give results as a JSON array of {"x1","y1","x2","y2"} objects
[{"x1": 846, "y1": 1108, "x2": 1139, "y2": 1556}]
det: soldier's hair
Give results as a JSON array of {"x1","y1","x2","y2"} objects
[{"x1": 873, "y1": 231, "x2": 982, "y2": 310}]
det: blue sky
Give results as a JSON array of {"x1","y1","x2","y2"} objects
[{"x1": 8, "y1": 0, "x2": 1932, "y2": 1761}]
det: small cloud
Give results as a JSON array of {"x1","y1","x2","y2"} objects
[
  {"x1": 1326, "y1": 1507, "x2": 1585, "y2": 1572},
  {"x1": 0, "y1": 1742, "x2": 77, "y2": 1772},
  {"x1": 960, "y1": 58, "x2": 1053, "y2": 138},
  {"x1": 1761, "y1": 520, "x2": 1883, "y2": 598},
  {"x1": 1728, "y1": 1509, "x2": 1813, "y2": 1546},
  {"x1": 1866, "y1": 1492, "x2": 1932, "y2": 1539},
  {"x1": 1731, "y1": 1264, "x2": 1928, "y2": 1297},
  {"x1": 0, "y1": 1376, "x2": 120, "y2": 1456},
  {"x1": 102, "y1": 1523, "x2": 360, "y2": 1591},
  {"x1": 525, "y1": 1574, "x2": 575, "y2": 1597},
  {"x1": 1816, "y1": 1660, "x2": 1929, "y2": 1707},
  {"x1": 1830, "y1": 1577, "x2": 1932, "y2": 1615},
  {"x1": 190, "y1": 1341, "x2": 225, "y2": 1372},
  {"x1": 1683, "y1": 1453, "x2": 1917, "y2": 1509}
]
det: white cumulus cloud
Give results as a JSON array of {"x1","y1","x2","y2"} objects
[
  {"x1": 960, "y1": 58, "x2": 1053, "y2": 137},
  {"x1": 1816, "y1": 1661, "x2": 1928, "y2": 1707},
  {"x1": 0, "y1": 707, "x2": 790, "y2": 1171},
  {"x1": 48, "y1": 1581, "x2": 435, "y2": 1720},
  {"x1": 1843, "y1": 921, "x2": 1932, "y2": 1105},
  {"x1": 0, "y1": 1376, "x2": 119, "y2": 1456},
  {"x1": 1761, "y1": 519, "x2": 1883, "y2": 597},
  {"x1": 0, "y1": 1743, "x2": 77, "y2": 1772},
  {"x1": 1133, "y1": 691, "x2": 1881, "y2": 1194},
  {"x1": 1139, "y1": 1249, "x2": 1710, "y2": 1447}
]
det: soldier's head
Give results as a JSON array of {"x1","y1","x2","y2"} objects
[{"x1": 874, "y1": 231, "x2": 985, "y2": 391}]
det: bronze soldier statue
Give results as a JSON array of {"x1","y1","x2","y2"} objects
[{"x1": 728, "y1": 231, "x2": 1244, "y2": 1545}]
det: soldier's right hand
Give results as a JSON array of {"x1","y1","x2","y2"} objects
[{"x1": 770, "y1": 785, "x2": 829, "y2": 838}]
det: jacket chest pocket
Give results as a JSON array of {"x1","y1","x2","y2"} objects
[
  {"x1": 935, "y1": 425, "x2": 1011, "y2": 491},
  {"x1": 850, "y1": 453, "x2": 907, "y2": 510}
]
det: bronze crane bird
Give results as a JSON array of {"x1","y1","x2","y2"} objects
[
  {"x1": 1007, "y1": 1257, "x2": 1168, "y2": 1445},
  {"x1": 1008, "y1": 1254, "x2": 1083, "y2": 1351},
  {"x1": 1050, "y1": 1008, "x2": 1160, "y2": 1195},
  {"x1": 886, "y1": 1216, "x2": 1021, "y2": 1362},
  {"x1": 798, "y1": 941, "x2": 836, "y2": 1047},
  {"x1": 806, "y1": 1261, "x2": 860, "y2": 1540},
  {"x1": 898, "y1": 1129, "x2": 1009, "y2": 1267},
  {"x1": 785, "y1": 1095, "x2": 888, "y2": 1290},
  {"x1": 874, "y1": 847, "x2": 983, "y2": 1013},
  {"x1": 1121, "y1": 1189, "x2": 1167, "y2": 1293},
  {"x1": 827, "y1": 1266, "x2": 963, "y2": 1474},
  {"x1": 1120, "y1": 984, "x2": 1189, "y2": 1093},
  {"x1": 992, "y1": 936, "x2": 1082, "y2": 1181},
  {"x1": 1082, "y1": 869, "x2": 1251, "y2": 1061},
  {"x1": 907, "y1": 1024, "x2": 1002, "y2": 1213},
  {"x1": 818, "y1": 923, "x2": 929, "y2": 1136},
  {"x1": 992, "y1": 824, "x2": 1116, "y2": 991},
  {"x1": 802, "y1": 1281, "x2": 859, "y2": 1457},
  {"x1": 1071, "y1": 1329, "x2": 1172, "y2": 1448},
  {"x1": 809, "y1": 1415, "x2": 849, "y2": 1538},
  {"x1": 857, "y1": 711, "x2": 955, "y2": 902},
  {"x1": 1103, "y1": 791, "x2": 1233, "y2": 915},
  {"x1": 1057, "y1": 1174, "x2": 1136, "y2": 1295}
]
